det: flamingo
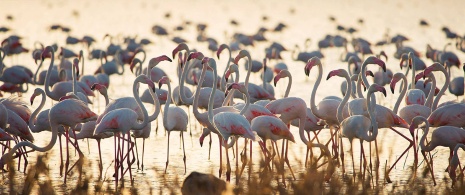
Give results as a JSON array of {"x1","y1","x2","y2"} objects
[
  {"x1": 233, "y1": 50, "x2": 275, "y2": 102},
  {"x1": 331, "y1": 67, "x2": 384, "y2": 181},
  {"x1": 32, "y1": 50, "x2": 60, "y2": 86},
  {"x1": 208, "y1": 59, "x2": 256, "y2": 183},
  {"x1": 0, "y1": 97, "x2": 97, "y2": 180},
  {"x1": 158, "y1": 76, "x2": 189, "y2": 174},
  {"x1": 422, "y1": 62, "x2": 450, "y2": 110},
  {"x1": 412, "y1": 116, "x2": 465, "y2": 183},
  {"x1": 95, "y1": 74, "x2": 157, "y2": 187},
  {"x1": 41, "y1": 46, "x2": 94, "y2": 101},
  {"x1": 94, "y1": 51, "x2": 110, "y2": 88},
  {"x1": 447, "y1": 64, "x2": 464, "y2": 99},
  {"x1": 449, "y1": 144, "x2": 465, "y2": 186},
  {"x1": 77, "y1": 50, "x2": 98, "y2": 89}
]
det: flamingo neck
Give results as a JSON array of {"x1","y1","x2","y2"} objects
[
  {"x1": 146, "y1": 64, "x2": 161, "y2": 122},
  {"x1": 29, "y1": 90, "x2": 46, "y2": 132},
  {"x1": 284, "y1": 73, "x2": 292, "y2": 98},
  {"x1": 338, "y1": 72, "x2": 351, "y2": 124},
  {"x1": 425, "y1": 74, "x2": 436, "y2": 109},
  {"x1": 163, "y1": 82, "x2": 172, "y2": 127},
  {"x1": 239, "y1": 90, "x2": 250, "y2": 116},
  {"x1": 419, "y1": 119, "x2": 432, "y2": 152},
  {"x1": 432, "y1": 66, "x2": 449, "y2": 110},
  {"x1": 132, "y1": 78, "x2": 149, "y2": 130},
  {"x1": 33, "y1": 58, "x2": 44, "y2": 84},
  {"x1": 115, "y1": 50, "x2": 124, "y2": 75},
  {"x1": 310, "y1": 63, "x2": 322, "y2": 118},
  {"x1": 356, "y1": 74, "x2": 364, "y2": 98},
  {"x1": 365, "y1": 88, "x2": 378, "y2": 142},
  {"x1": 410, "y1": 57, "x2": 416, "y2": 90},
  {"x1": 44, "y1": 48, "x2": 55, "y2": 99},
  {"x1": 207, "y1": 66, "x2": 218, "y2": 125},
  {"x1": 179, "y1": 57, "x2": 194, "y2": 105},
  {"x1": 219, "y1": 47, "x2": 231, "y2": 91},
  {"x1": 349, "y1": 74, "x2": 358, "y2": 99},
  {"x1": 393, "y1": 74, "x2": 408, "y2": 114},
  {"x1": 0, "y1": 104, "x2": 8, "y2": 129},
  {"x1": 193, "y1": 64, "x2": 208, "y2": 120},
  {"x1": 244, "y1": 53, "x2": 252, "y2": 89}
]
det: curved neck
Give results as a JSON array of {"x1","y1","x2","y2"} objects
[
  {"x1": 432, "y1": 66, "x2": 449, "y2": 110},
  {"x1": 81, "y1": 53, "x2": 85, "y2": 76},
  {"x1": 364, "y1": 88, "x2": 378, "y2": 142},
  {"x1": 356, "y1": 74, "x2": 365, "y2": 98},
  {"x1": 44, "y1": 49, "x2": 55, "y2": 99},
  {"x1": 284, "y1": 74, "x2": 292, "y2": 98},
  {"x1": 350, "y1": 74, "x2": 358, "y2": 99},
  {"x1": 132, "y1": 79, "x2": 149, "y2": 130},
  {"x1": 208, "y1": 66, "x2": 219, "y2": 125},
  {"x1": 310, "y1": 63, "x2": 322, "y2": 117},
  {"x1": 29, "y1": 89, "x2": 46, "y2": 132},
  {"x1": 425, "y1": 74, "x2": 436, "y2": 108},
  {"x1": 410, "y1": 58, "x2": 416, "y2": 90},
  {"x1": 146, "y1": 63, "x2": 161, "y2": 122},
  {"x1": 99, "y1": 53, "x2": 106, "y2": 74},
  {"x1": 103, "y1": 91, "x2": 109, "y2": 106},
  {"x1": 115, "y1": 51, "x2": 125, "y2": 75},
  {"x1": 244, "y1": 53, "x2": 252, "y2": 88},
  {"x1": 33, "y1": 58, "x2": 44, "y2": 84},
  {"x1": 337, "y1": 72, "x2": 351, "y2": 123},
  {"x1": 72, "y1": 63, "x2": 77, "y2": 95},
  {"x1": 0, "y1": 104, "x2": 8, "y2": 129},
  {"x1": 220, "y1": 48, "x2": 231, "y2": 91},
  {"x1": 193, "y1": 64, "x2": 208, "y2": 119},
  {"x1": 163, "y1": 82, "x2": 172, "y2": 126},
  {"x1": 239, "y1": 90, "x2": 251, "y2": 116},
  {"x1": 360, "y1": 61, "x2": 371, "y2": 90},
  {"x1": 419, "y1": 119, "x2": 432, "y2": 152},
  {"x1": 393, "y1": 74, "x2": 408, "y2": 114},
  {"x1": 179, "y1": 59, "x2": 195, "y2": 105}
]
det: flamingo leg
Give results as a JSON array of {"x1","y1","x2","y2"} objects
[
  {"x1": 182, "y1": 131, "x2": 187, "y2": 174},
  {"x1": 59, "y1": 133, "x2": 64, "y2": 177},
  {"x1": 340, "y1": 134, "x2": 345, "y2": 176},
  {"x1": 165, "y1": 131, "x2": 171, "y2": 173},
  {"x1": 142, "y1": 138, "x2": 146, "y2": 171},
  {"x1": 284, "y1": 139, "x2": 296, "y2": 180},
  {"x1": 208, "y1": 132, "x2": 212, "y2": 160},
  {"x1": 64, "y1": 128, "x2": 70, "y2": 184},
  {"x1": 350, "y1": 140, "x2": 355, "y2": 183},
  {"x1": 238, "y1": 139, "x2": 249, "y2": 179},
  {"x1": 421, "y1": 150, "x2": 436, "y2": 186},
  {"x1": 114, "y1": 134, "x2": 119, "y2": 188},
  {"x1": 97, "y1": 139, "x2": 103, "y2": 180},
  {"x1": 225, "y1": 138, "x2": 231, "y2": 182},
  {"x1": 305, "y1": 131, "x2": 311, "y2": 167},
  {"x1": 134, "y1": 137, "x2": 140, "y2": 170},
  {"x1": 218, "y1": 135, "x2": 223, "y2": 178},
  {"x1": 281, "y1": 139, "x2": 286, "y2": 187}
]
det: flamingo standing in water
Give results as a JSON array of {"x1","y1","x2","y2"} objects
[
  {"x1": 95, "y1": 74, "x2": 157, "y2": 187},
  {"x1": 330, "y1": 68, "x2": 384, "y2": 182},
  {"x1": 158, "y1": 76, "x2": 189, "y2": 173},
  {"x1": 0, "y1": 97, "x2": 97, "y2": 181},
  {"x1": 206, "y1": 57, "x2": 256, "y2": 182},
  {"x1": 449, "y1": 144, "x2": 465, "y2": 186}
]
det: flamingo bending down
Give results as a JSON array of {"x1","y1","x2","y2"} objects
[
  {"x1": 449, "y1": 144, "x2": 465, "y2": 186},
  {"x1": 158, "y1": 76, "x2": 189, "y2": 174}
]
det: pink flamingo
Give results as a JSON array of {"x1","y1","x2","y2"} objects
[
  {"x1": 158, "y1": 76, "x2": 189, "y2": 174},
  {"x1": 449, "y1": 144, "x2": 465, "y2": 186},
  {"x1": 77, "y1": 50, "x2": 98, "y2": 89},
  {"x1": 42, "y1": 47, "x2": 94, "y2": 101},
  {"x1": 95, "y1": 74, "x2": 157, "y2": 187},
  {"x1": 233, "y1": 50, "x2": 275, "y2": 102},
  {"x1": 0, "y1": 97, "x2": 97, "y2": 178},
  {"x1": 331, "y1": 68, "x2": 384, "y2": 182}
]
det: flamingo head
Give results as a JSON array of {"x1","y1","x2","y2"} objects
[
  {"x1": 206, "y1": 58, "x2": 217, "y2": 71},
  {"x1": 409, "y1": 116, "x2": 426, "y2": 136},
  {"x1": 41, "y1": 46, "x2": 54, "y2": 60},
  {"x1": 72, "y1": 58, "x2": 80, "y2": 77},
  {"x1": 233, "y1": 50, "x2": 249, "y2": 64},
  {"x1": 379, "y1": 51, "x2": 388, "y2": 62},
  {"x1": 158, "y1": 76, "x2": 170, "y2": 89},
  {"x1": 399, "y1": 53, "x2": 409, "y2": 69},
  {"x1": 326, "y1": 69, "x2": 345, "y2": 80},
  {"x1": 415, "y1": 72, "x2": 424, "y2": 83},
  {"x1": 423, "y1": 62, "x2": 443, "y2": 76},
  {"x1": 91, "y1": 83, "x2": 107, "y2": 96},
  {"x1": 369, "y1": 83, "x2": 386, "y2": 97},
  {"x1": 365, "y1": 70, "x2": 374, "y2": 78},
  {"x1": 304, "y1": 57, "x2": 321, "y2": 76},
  {"x1": 130, "y1": 58, "x2": 142, "y2": 73},
  {"x1": 389, "y1": 73, "x2": 404, "y2": 93},
  {"x1": 149, "y1": 55, "x2": 172, "y2": 69},
  {"x1": 187, "y1": 52, "x2": 204, "y2": 62},
  {"x1": 78, "y1": 50, "x2": 83, "y2": 61},
  {"x1": 365, "y1": 56, "x2": 386, "y2": 72},
  {"x1": 199, "y1": 128, "x2": 210, "y2": 147},
  {"x1": 172, "y1": 43, "x2": 189, "y2": 59},
  {"x1": 225, "y1": 64, "x2": 238, "y2": 82},
  {"x1": 216, "y1": 44, "x2": 228, "y2": 59},
  {"x1": 30, "y1": 88, "x2": 43, "y2": 105},
  {"x1": 273, "y1": 70, "x2": 289, "y2": 87},
  {"x1": 137, "y1": 75, "x2": 155, "y2": 92},
  {"x1": 59, "y1": 94, "x2": 77, "y2": 102},
  {"x1": 226, "y1": 83, "x2": 247, "y2": 97}
]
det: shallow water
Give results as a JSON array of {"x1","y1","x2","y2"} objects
[{"x1": 1, "y1": 0, "x2": 465, "y2": 193}]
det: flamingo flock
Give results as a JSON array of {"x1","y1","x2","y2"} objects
[{"x1": 1, "y1": 11, "x2": 465, "y2": 192}]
